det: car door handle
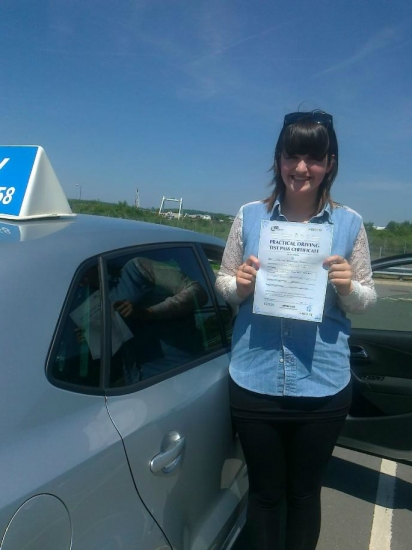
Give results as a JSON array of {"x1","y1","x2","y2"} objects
[
  {"x1": 150, "y1": 432, "x2": 186, "y2": 474},
  {"x1": 350, "y1": 345, "x2": 369, "y2": 360}
]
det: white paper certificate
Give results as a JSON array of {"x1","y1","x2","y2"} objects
[
  {"x1": 70, "y1": 291, "x2": 134, "y2": 360},
  {"x1": 253, "y1": 221, "x2": 333, "y2": 322}
]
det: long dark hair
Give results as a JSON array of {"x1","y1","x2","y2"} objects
[{"x1": 264, "y1": 117, "x2": 339, "y2": 213}]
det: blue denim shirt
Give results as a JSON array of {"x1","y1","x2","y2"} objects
[{"x1": 229, "y1": 200, "x2": 363, "y2": 397}]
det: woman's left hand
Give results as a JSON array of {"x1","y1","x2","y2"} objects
[{"x1": 323, "y1": 255, "x2": 353, "y2": 296}]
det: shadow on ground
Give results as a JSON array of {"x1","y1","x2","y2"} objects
[{"x1": 324, "y1": 454, "x2": 412, "y2": 511}]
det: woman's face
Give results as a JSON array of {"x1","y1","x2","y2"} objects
[{"x1": 280, "y1": 152, "x2": 333, "y2": 200}]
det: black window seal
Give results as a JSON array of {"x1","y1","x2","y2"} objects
[
  {"x1": 104, "y1": 347, "x2": 229, "y2": 396},
  {"x1": 99, "y1": 256, "x2": 111, "y2": 390},
  {"x1": 100, "y1": 240, "x2": 201, "y2": 262},
  {"x1": 194, "y1": 242, "x2": 232, "y2": 349}
]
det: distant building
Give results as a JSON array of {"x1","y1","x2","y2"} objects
[
  {"x1": 161, "y1": 211, "x2": 180, "y2": 219},
  {"x1": 183, "y1": 213, "x2": 212, "y2": 221}
]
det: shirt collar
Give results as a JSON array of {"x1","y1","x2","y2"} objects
[{"x1": 271, "y1": 197, "x2": 333, "y2": 223}]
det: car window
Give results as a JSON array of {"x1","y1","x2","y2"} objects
[
  {"x1": 50, "y1": 264, "x2": 102, "y2": 389},
  {"x1": 349, "y1": 261, "x2": 412, "y2": 331},
  {"x1": 106, "y1": 246, "x2": 226, "y2": 388}
]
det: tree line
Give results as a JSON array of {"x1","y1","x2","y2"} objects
[
  {"x1": 69, "y1": 199, "x2": 234, "y2": 240},
  {"x1": 69, "y1": 200, "x2": 412, "y2": 258},
  {"x1": 365, "y1": 221, "x2": 412, "y2": 259}
]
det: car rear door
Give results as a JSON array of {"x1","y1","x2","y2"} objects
[
  {"x1": 103, "y1": 244, "x2": 247, "y2": 550},
  {"x1": 339, "y1": 255, "x2": 412, "y2": 462}
]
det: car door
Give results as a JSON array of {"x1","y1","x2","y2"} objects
[
  {"x1": 103, "y1": 244, "x2": 247, "y2": 550},
  {"x1": 339, "y1": 254, "x2": 412, "y2": 462}
]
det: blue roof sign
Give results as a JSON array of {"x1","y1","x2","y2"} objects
[{"x1": 0, "y1": 146, "x2": 74, "y2": 220}]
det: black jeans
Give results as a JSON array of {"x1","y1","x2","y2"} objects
[{"x1": 232, "y1": 415, "x2": 346, "y2": 550}]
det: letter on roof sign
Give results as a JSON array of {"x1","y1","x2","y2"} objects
[{"x1": 0, "y1": 158, "x2": 10, "y2": 170}]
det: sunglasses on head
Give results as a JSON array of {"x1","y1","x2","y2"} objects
[{"x1": 283, "y1": 110, "x2": 333, "y2": 129}]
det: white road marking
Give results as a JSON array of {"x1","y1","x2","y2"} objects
[{"x1": 369, "y1": 459, "x2": 397, "y2": 550}]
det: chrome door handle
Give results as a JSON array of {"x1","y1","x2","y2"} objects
[
  {"x1": 350, "y1": 345, "x2": 369, "y2": 359},
  {"x1": 150, "y1": 432, "x2": 186, "y2": 474}
]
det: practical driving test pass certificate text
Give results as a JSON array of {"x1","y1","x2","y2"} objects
[{"x1": 253, "y1": 221, "x2": 333, "y2": 322}]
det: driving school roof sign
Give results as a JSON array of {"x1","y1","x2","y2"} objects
[{"x1": 0, "y1": 146, "x2": 74, "y2": 219}]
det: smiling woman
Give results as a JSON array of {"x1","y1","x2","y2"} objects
[{"x1": 215, "y1": 110, "x2": 377, "y2": 550}]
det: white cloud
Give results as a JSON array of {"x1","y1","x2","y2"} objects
[{"x1": 318, "y1": 23, "x2": 409, "y2": 76}]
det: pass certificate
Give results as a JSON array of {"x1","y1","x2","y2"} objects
[{"x1": 253, "y1": 221, "x2": 333, "y2": 322}]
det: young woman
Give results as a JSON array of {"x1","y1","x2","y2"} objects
[{"x1": 216, "y1": 110, "x2": 376, "y2": 550}]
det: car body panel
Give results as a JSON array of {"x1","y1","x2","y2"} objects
[
  {"x1": 107, "y1": 353, "x2": 247, "y2": 550},
  {"x1": 340, "y1": 254, "x2": 412, "y2": 463}
]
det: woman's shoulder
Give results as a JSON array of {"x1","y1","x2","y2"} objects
[
  {"x1": 238, "y1": 200, "x2": 267, "y2": 216},
  {"x1": 332, "y1": 202, "x2": 363, "y2": 221}
]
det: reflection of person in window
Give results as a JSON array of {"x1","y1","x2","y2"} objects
[{"x1": 110, "y1": 257, "x2": 208, "y2": 382}]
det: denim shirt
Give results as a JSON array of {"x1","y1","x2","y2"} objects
[{"x1": 229, "y1": 200, "x2": 363, "y2": 397}]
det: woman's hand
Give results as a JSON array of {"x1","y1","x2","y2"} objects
[
  {"x1": 324, "y1": 255, "x2": 353, "y2": 296},
  {"x1": 113, "y1": 300, "x2": 134, "y2": 318},
  {"x1": 236, "y1": 255, "x2": 260, "y2": 299}
]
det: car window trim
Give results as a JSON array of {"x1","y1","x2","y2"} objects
[
  {"x1": 104, "y1": 347, "x2": 229, "y2": 396},
  {"x1": 99, "y1": 256, "x2": 112, "y2": 390},
  {"x1": 194, "y1": 242, "x2": 232, "y2": 349},
  {"x1": 371, "y1": 254, "x2": 412, "y2": 270}
]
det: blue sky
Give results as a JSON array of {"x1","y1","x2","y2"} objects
[{"x1": 1, "y1": 0, "x2": 411, "y2": 225}]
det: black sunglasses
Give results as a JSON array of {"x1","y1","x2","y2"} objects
[{"x1": 283, "y1": 110, "x2": 333, "y2": 129}]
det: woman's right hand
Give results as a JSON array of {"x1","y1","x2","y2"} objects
[{"x1": 236, "y1": 255, "x2": 260, "y2": 299}]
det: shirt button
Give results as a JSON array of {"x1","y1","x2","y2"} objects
[
  {"x1": 284, "y1": 331, "x2": 289, "y2": 336},
  {"x1": 279, "y1": 358, "x2": 284, "y2": 363}
]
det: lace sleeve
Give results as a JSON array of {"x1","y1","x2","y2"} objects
[
  {"x1": 215, "y1": 208, "x2": 245, "y2": 305},
  {"x1": 338, "y1": 224, "x2": 377, "y2": 313}
]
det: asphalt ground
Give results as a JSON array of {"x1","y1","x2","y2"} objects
[
  {"x1": 324, "y1": 280, "x2": 412, "y2": 549},
  {"x1": 318, "y1": 447, "x2": 412, "y2": 550}
]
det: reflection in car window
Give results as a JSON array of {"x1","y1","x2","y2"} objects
[
  {"x1": 106, "y1": 247, "x2": 225, "y2": 388},
  {"x1": 349, "y1": 262, "x2": 412, "y2": 331},
  {"x1": 51, "y1": 264, "x2": 102, "y2": 388}
]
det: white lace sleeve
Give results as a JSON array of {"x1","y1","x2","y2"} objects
[
  {"x1": 215, "y1": 207, "x2": 246, "y2": 305},
  {"x1": 338, "y1": 224, "x2": 377, "y2": 313}
]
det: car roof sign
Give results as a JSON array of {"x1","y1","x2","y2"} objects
[{"x1": 0, "y1": 145, "x2": 75, "y2": 220}]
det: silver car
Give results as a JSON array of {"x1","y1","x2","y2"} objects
[{"x1": 1, "y1": 210, "x2": 251, "y2": 550}]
